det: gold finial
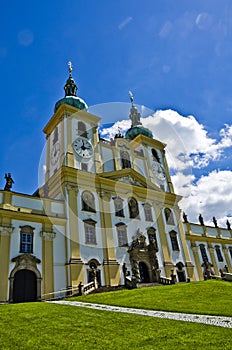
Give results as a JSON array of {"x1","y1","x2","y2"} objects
[{"x1": 68, "y1": 61, "x2": 73, "y2": 74}]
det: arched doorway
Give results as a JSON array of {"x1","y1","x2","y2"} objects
[
  {"x1": 9, "y1": 253, "x2": 41, "y2": 303},
  {"x1": 176, "y1": 262, "x2": 186, "y2": 282},
  {"x1": 13, "y1": 270, "x2": 37, "y2": 303},
  {"x1": 139, "y1": 262, "x2": 150, "y2": 283},
  {"x1": 87, "y1": 259, "x2": 101, "y2": 286}
]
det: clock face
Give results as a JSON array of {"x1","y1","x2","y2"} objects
[
  {"x1": 51, "y1": 142, "x2": 60, "y2": 165},
  {"x1": 152, "y1": 161, "x2": 166, "y2": 181},
  {"x1": 73, "y1": 137, "x2": 93, "y2": 159}
]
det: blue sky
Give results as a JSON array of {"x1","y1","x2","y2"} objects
[{"x1": 1, "y1": 1, "x2": 232, "y2": 225}]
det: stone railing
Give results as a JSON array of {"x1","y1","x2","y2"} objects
[
  {"x1": 83, "y1": 281, "x2": 95, "y2": 295},
  {"x1": 42, "y1": 281, "x2": 97, "y2": 301},
  {"x1": 159, "y1": 276, "x2": 172, "y2": 285}
]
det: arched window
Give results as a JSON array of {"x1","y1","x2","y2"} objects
[
  {"x1": 53, "y1": 127, "x2": 58, "y2": 145},
  {"x1": 116, "y1": 223, "x2": 128, "y2": 247},
  {"x1": 169, "y1": 230, "x2": 179, "y2": 251},
  {"x1": 143, "y1": 203, "x2": 153, "y2": 221},
  {"x1": 20, "y1": 225, "x2": 34, "y2": 253},
  {"x1": 152, "y1": 148, "x2": 160, "y2": 162},
  {"x1": 215, "y1": 245, "x2": 224, "y2": 262},
  {"x1": 113, "y1": 197, "x2": 124, "y2": 217},
  {"x1": 84, "y1": 219, "x2": 97, "y2": 245},
  {"x1": 164, "y1": 208, "x2": 175, "y2": 225},
  {"x1": 82, "y1": 191, "x2": 96, "y2": 212},
  {"x1": 229, "y1": 247, "x2": 232, "y2": 260},
  {"x1": 147, "y1": 227, "x2": 158, "y2": 250},
  {"x1": 199, "y1": 244, "x2": 208, "y2": 262},
  {"x1": 77, "y1": 121, "x2": 87, "y2": 137},
  {"x1": 128, "y1": 197, "x2": 139, "y2": 219},
  {"x1": 120, "y1": 150, "x2": 131, "y2": 169}
]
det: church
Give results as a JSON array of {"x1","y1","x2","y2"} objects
[{"x1": 0, "y1": 64, "x2": 232, "y2": 303}]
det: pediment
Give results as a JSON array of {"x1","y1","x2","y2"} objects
[{"x1": 100, "y1": 168, "x2": 162, "y2": 191}]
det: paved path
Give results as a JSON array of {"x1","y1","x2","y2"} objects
[{"x1": 50, "y1": 301, "x2": 232, "y2": 328}]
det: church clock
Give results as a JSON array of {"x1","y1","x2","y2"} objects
[{"x1": 72, "y1": 136, "x2": 93, "y2": 159}]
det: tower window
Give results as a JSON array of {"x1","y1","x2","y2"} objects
[
  {"x1": 84, "y1": 220, "x2": 97, "y2": 245},
  {"x1": 152, "y1": 148, "x2": 160, "y2": 162},
  {"x1": 143, "y1": 203, "x2": 153, "y2": 221},
  {"x1": 169, "y1": 230, "x2": 179, "y2": 251},
  {"x1": 20, "y1": 226, "x2": 34, "y2": 253},
  {"x1": 53, "y1": 127, "x2": 59, "y2": 145},
  {"x1": 120, "y1": 150, "x2": 131, "y2": 169},
  {"x1": 128, "y1": 197, "x2": 140, "y2": 219},
  {"x1": 77, "y1": 121, "x2": 87, "y2": 138},
  {"x1": 215, "y1": 245, "x2": 224, "y2": 262},
  {"x1": 147, "y1": 227, "x2": 158, "y2": 250},
  {"x1": 113, "y1": 197, "x2": 124, "y2": 217},
  {"x1": 164, "y1": 208, "x2": 175, "y2": 225},
  {"x1": 200, "y1": 244, "x2": 208, "y2": 262},
  {"x1": 81, "y1": 163, "x2": 88, "y2": 172},
  {"x1": 82, "y1": 191, "x2": 96, "y2": 212},
  {"x1": 116, "y1": 223, "x2": 128, "y2": 247}
]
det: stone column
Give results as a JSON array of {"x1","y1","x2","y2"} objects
[
  {"x1": 174, "y1": 207, "x2": 196, "y2": 281},
  {"x1": 66, "y1": 186, "x2": 84, "y2": 287},
  {"x1": 153, "y1": 203, "x2": 173, "y2": 277},
  {"x1": 40, "y1": 230, "x2": 56, "y2": 298},
  {"x1": 222, "y1": 245, "x2": 232, "y2": 273},
  {"x1": 0, "y1": 226, "x2": 14, "y2": 302},
  {"x1": 98, "y1": 191, "x2": 120, "y2": 286},
  {"x1": 208, "y1": 244, "x2": 219, "y2": 276},
  {"x1": 162, "y1": 149, "x2": 174, "y2": 193},
  {"x1": 191, "y1": 243, "x2": 204, "y2": 280}
]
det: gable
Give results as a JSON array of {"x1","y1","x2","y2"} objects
[{"x1": 100, "y1": 168, "x2": 162, "y2": 191}]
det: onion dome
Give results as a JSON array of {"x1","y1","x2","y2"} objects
[
  {"x1": 125, "y1": 91, "x2": 153, "y2": 140},
  {"x1": 54, "y1": 61, "x2": 88, "y2": 112}
]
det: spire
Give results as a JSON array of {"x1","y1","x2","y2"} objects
[
  {"x1": 128, "y1": 91, "x2": 142, "y2": 127},
  {"x1": 64, "y1": 61, "x2": 78, "y2": 97}
]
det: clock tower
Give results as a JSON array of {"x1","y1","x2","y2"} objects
[{"x1": 43, "y1": 63, "x2": 100, "y2": 198}]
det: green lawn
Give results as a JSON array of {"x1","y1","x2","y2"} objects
[
  {"x1": 1, "y1": 281, "x2": 232, "y2": 349},
  {"x1": 70, "y1": 280, "x2": 232, "y2": 317},
  {"x1": 0, "y1": 302, "x2": 232, "y2": 350}
]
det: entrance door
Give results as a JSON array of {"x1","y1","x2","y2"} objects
[
  {"x1": 13, "y1": 270, "x2": 37, "y2": 303},
  {"x1": 139, "y1": 262, "x2": 150, "y2": 283},
  {"x1": 177, "y1": 270, "x2": 186, "y2": 282}
]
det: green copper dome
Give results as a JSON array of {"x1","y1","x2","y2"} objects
[
  {"x1": 54, "y1": 96, "x2": 88, "y2": 113},
  {"x1": 54, "y1": 62, "x2": 88, "y2": 113},
  {"x1": 125, "y1": 125, "x2": 153, "y2": 140}
]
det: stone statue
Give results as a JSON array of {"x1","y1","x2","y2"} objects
[
  {"x1": 183, "y1": 212, "x2": 188, "y2": 223},
  {"x1": 129, "y1": 91, "x2": 142, "y2": 127},
  {"x1": 4, "y1": 173, "x2": 14, "y2": 191},
  {"x1": 202, "y1": 260, "x2": 214, "y2": 280},
  {"x1": 226, "y1": 220, "x2": 231, "y2": 230},
  {"x1": 122, "y1": 263, "x2": 127, "y2": 277},
  {"x1": 199, "y1": 214, "x2": 204, "y2": 226},
  {"x1": 212, "y1": 217, "x2": 218, "y2": 228}
]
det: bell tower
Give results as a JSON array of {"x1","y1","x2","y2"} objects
[{"x1": 42, "y1": 63, "x2": 100, "y2": 197}]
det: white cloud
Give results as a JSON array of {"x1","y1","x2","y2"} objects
[
  {"x1": 100, "y1": 108, "x2": 232, "y2": 225},
  {"x1": 179, "y1": 170, "x2": 232, "y2": 227},
  {"x1": 118, "y1": 17, "x2": 133, "y2": 30}
]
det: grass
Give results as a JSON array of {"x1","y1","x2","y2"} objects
[
  {"x1": 69, "y1": 280, "x2": 232, "y2": 317},
  {"x1": 0, "y1": 302, "x2": 232, "y2": 350},
  {"x1": 1, "y1": 281, "x2": 232, "y2": 349}
]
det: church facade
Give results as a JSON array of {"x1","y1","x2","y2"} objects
[{"x1": 0, "y1": 67, "x2": 232, "y2": 303}]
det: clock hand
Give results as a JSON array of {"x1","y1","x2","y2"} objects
[{"x1": 81, "y1": 141, "x2": 86, "y2": 150}]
